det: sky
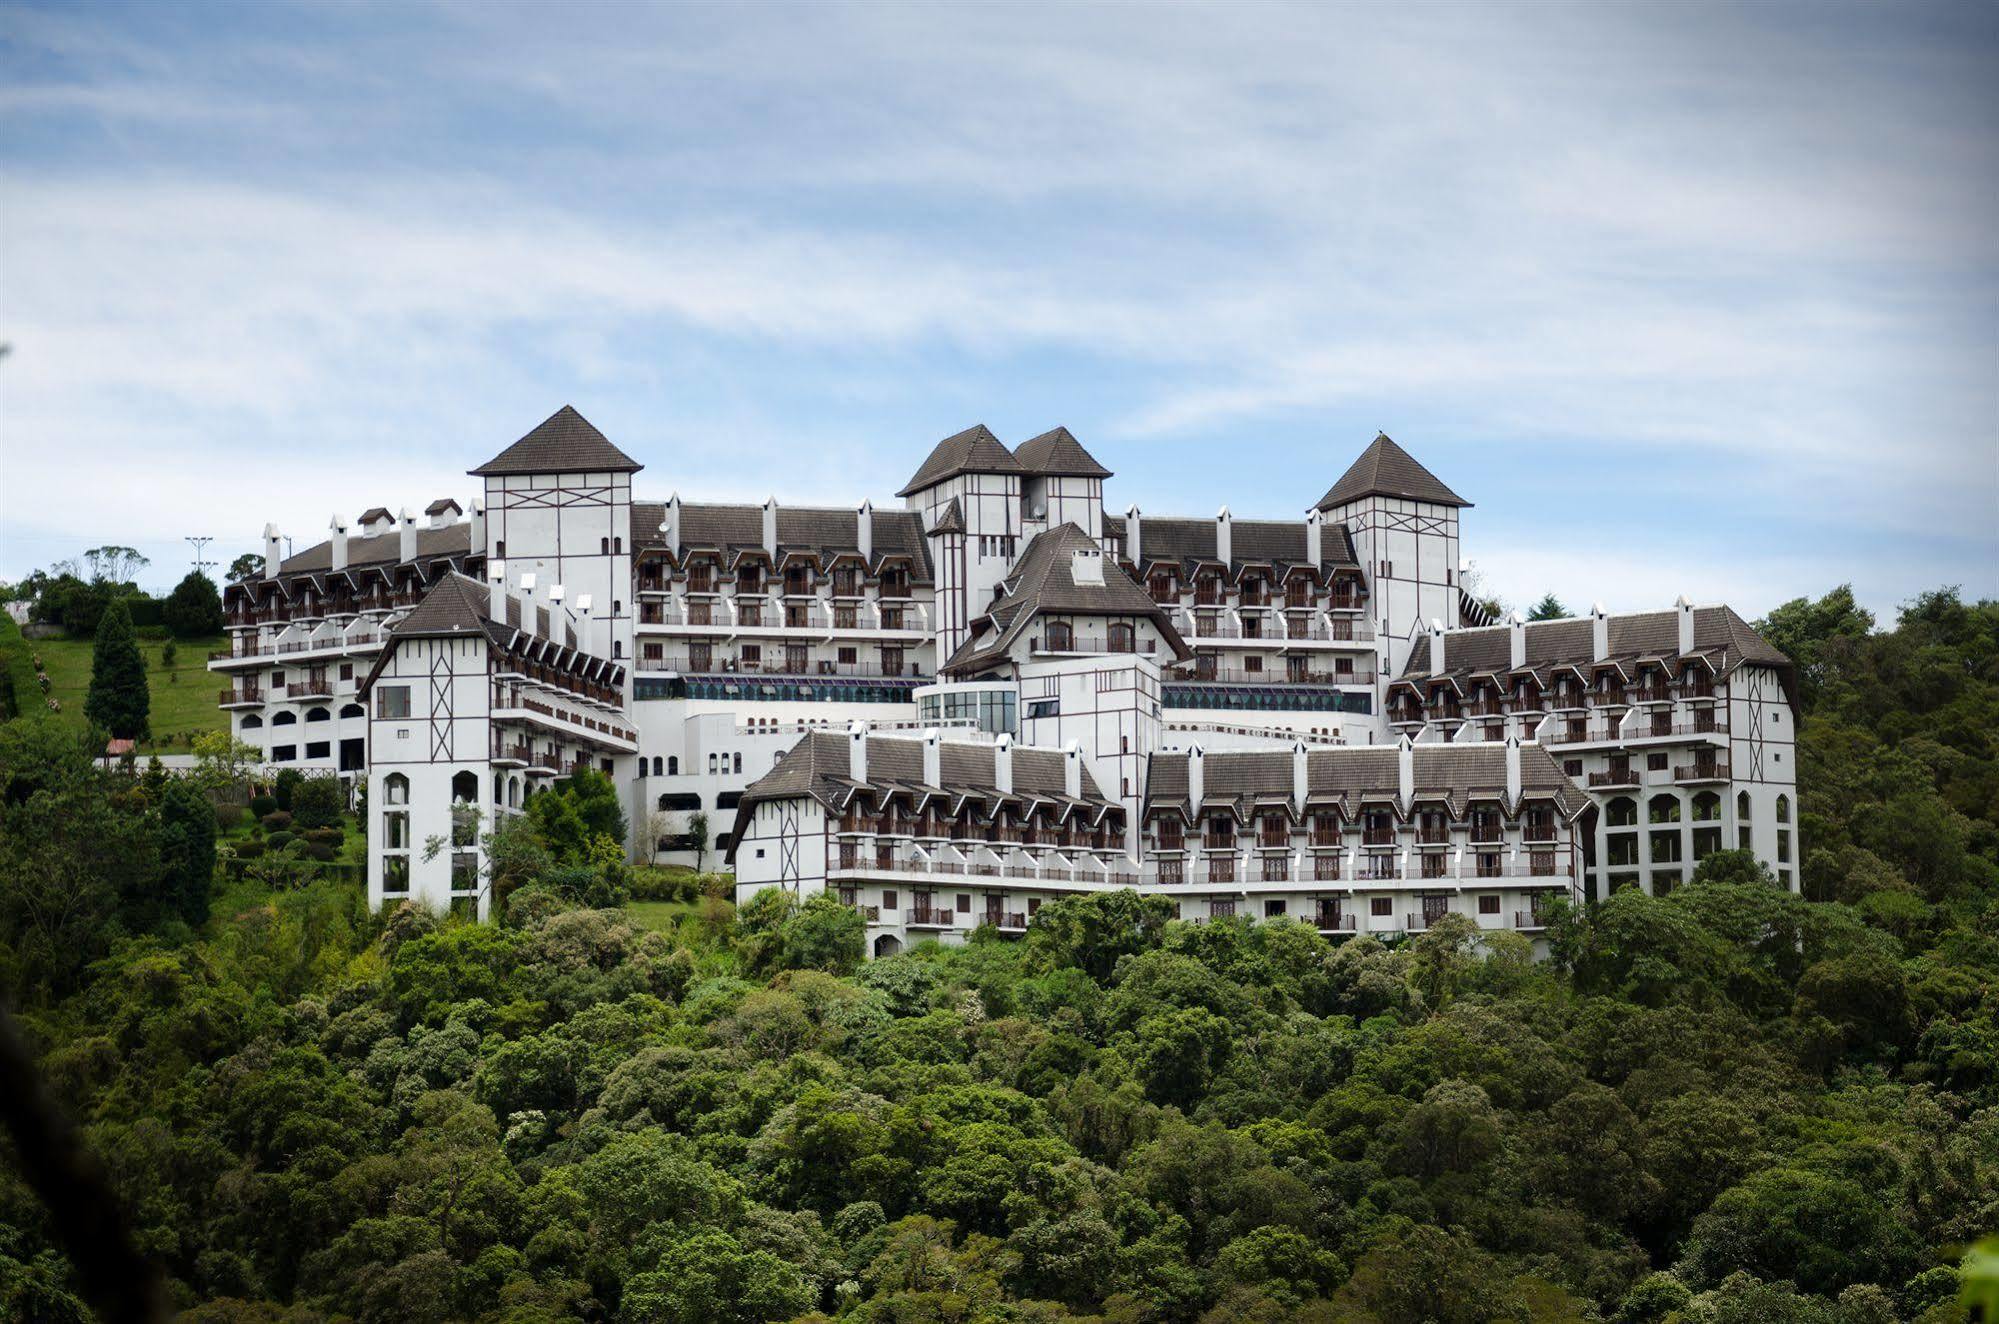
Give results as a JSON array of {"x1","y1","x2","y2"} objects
[{"x1": 1, "y1": 0, "x2": 1994, "y2": 623}]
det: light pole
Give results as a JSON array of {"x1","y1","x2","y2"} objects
[{"x1": 185, "y1": 536, "x2": 216, "y2": 578}]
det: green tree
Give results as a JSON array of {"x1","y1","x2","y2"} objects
[
  {"x1": 290, "y1": 774, "x2": 345, "y2": 830},
  {"x1": 163, "y1": 570, "x2": 225, "y2": 638},
  {"x1": 687, "y1": 810, "x2": 711, "y2": 872},
  {"x1": 226, "y1": 552, "x2": 265, "y2": 583},
  {"x1": 1023, "y1": 889, "x2": 1177, "y2": 981},
  {"x1": 157, "y1": 776, "x2": 217, "y2": 929},
  {"x1": 84, "y1": 596, "x2": 150, "y2": 739},
  {"x1": 1526, "y1": 592, "x2": 1568, "y2": 620},
  {"x1": 1756, "y1": 584, "x2": 1875, "y2": 707}
]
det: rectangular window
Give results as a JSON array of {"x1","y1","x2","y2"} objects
[
  {"x1": 1649, "y1": 830, "x2": 1683, "y2": 864},
  {"x1": 1647, "y1": 752, "x2": 1669, "y2": 771},
  {"x1": 1370, "y1": 896, "x2": 1392, "y2": 916},
  {"x1": 376, "y1": 685, "x2": 411, "y2": 719},
  {"x1": 881, "y1": 890, "x2": 898, "y2": 910},
  {"x1": 382, "y1": 856, "x2": 409, "y2": 893},
  {"x1": 271, "y1": 744, "x2": 297, "y2": 762},
  {"x1": 1478, "y1": 894, "x2": 1500, "y2": 915}
]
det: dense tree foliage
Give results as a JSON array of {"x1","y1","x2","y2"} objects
[
  {"x1": 163, "y1": 570, "x2": 226, "y2": 640},
  {"x1": 83, "y1": 596, "x2": 149, "y2": 740},
  {"x1": 0, "y1": 589, "x2": 1994, "y2": 1322}
]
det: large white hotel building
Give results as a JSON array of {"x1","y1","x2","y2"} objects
[{"x1": 212, "y1": 407, "x2": 1798, "y2": 953}]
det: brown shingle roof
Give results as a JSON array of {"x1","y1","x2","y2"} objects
[
  {"x1": 1128, "y1": 516, "x2": 1359, "y2": 576},
  {"x1": 1013, "y1": 427, "x2": 1112, "y2": 479},
  {"x1": 896, "y1": 424, "x2": 1024, "y2": 496},
  {"x1": 943, "y1": 523, "x2": 1190, "y2": 675},
  {"x1": 470, "y1": 405, "x2": 643, "y2": 477},
  {"x1": 1145, "y1": 743, "x2": 1588, "y2": 819},
  {"x1": 633, "y1": 501, "x2": 935, "y2": 582},
  {"x1": 736, "y1": 731, "x2": 1114, "y2": 818},
  {"x1": 275, "y1": 520, "x2": 473, "y2": 576},
  {"x1": 1399, "y1": 606, "x2": 1791, "y2": 682},
  {"x1": 1316, "y1": 433, "x2": 1470, "y2": 510}
]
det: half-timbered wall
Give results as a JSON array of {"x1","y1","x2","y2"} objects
[
  {"x1": 1325, "y1": 493, "x2": 1461, "y2": 679},
  {"x1": 484, "y1": 469, "x2": 635, "y2": 667},
  {"x1": 366, "y1": 634, "x2": 494, "y2": 919}
]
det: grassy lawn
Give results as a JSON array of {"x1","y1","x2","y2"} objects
[
  {"x1": 625, "y1": 899, "x2": 704, "y2": 932},
  {"x1": 11, "y1": 624, "x2": 229, "y2": 752}
]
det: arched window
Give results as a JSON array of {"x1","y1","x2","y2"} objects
[
  {"x1": 240, "y1": 713, "x2": 264, "y2": 729},
  {"x1": 451, "y1": 770, "x2": 478, "y2": 803},
  {"x1": 1605, "y1": 796, "x2": 1638, "y2": 828},
  {"x1": 652, "y1": 756, "x2": 663, "y2": 776},
  {"x1": 508, "y1": 777, "x2": 521, "y2": 808},
  {"x1": 1692, "y1": 791, "x2": 1721, "y2": 821},
  {"x1": 1108, "y1": 623, "x2": 1135, "y2": 653},
  {"x1": 384, "y1": 773, "x2": 409, "y2": 806},
  {"x1": 708, "y1": 752, "x2": 719, "y2": 775},
  {"x1": 1776, "y1": 794, "x2": 1790, "y2": 824},
  {"x1": 667, "y1": 756, "x2": 679, "y2": 776},
  {"x1": 1737, "y1": 790, "x2": 1752, "y2": 821},
  {"x1": 272, "y1": 710, "x2": 297, "y2": 726},
  {"x1": 733, "y1": 753, "x2": 742, "y2": 774},
  {"x1": 1044, "y1": 621, "x2": 1073, "y2": 651},
  {"x1": 305, "y1": 706, "x2": 330, "y2": 723},
  {"x1": 340, "y1": 703, "x2": 365, "y2": 719},
  {"x1": 1648, "y1": 794, "x2": 1681, "y2": 824}
]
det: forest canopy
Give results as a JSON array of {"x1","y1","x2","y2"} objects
[{"x1": 0, "y1": 586, "x2": 1994, "y2": 1324}]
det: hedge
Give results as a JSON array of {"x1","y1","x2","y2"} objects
[{"x1": 0, "y1": 615, "x2": 44, "y2": 722}]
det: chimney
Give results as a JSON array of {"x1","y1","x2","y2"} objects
[
  {"x1": 1508, "y1": 609, "x2": 1526, "y2": 670},
  {"x1": 1304, "y1": 508, "x2": 1322, "y2": 566},
  {"x1": 547, "y1": 584, "x2": 566, "y2": 647},
  {"x1": 1505, "y1": 735, "x2": 1523, "y2": 805},
  {"x1": 1064, "y1": 740, "x2": 1083, "y2": 799},
  {"x1": 993, "y1": 733, "x2": 1013, "y2": 796},
  {"x1": 858, "y1": 500, "x2": 874, "y2": 565},
  {"x1": 328, "y1": 515, "x2": 349, "y2": 573},
  {"x1": 487, "y1": 558, "x2": 508, "y2": 622},
  {"x1": 1125, "y1": 504, "x2": 1143, "y2": 564},
  {"x1": 1397, "y1": 735, "x2": 1415, "y2": 811},
  {"x1": 1591, "y1": 602, "x2": 1609, "y2": 662},
  {"x1": 1429, "y1": 618, "x2": 1447, "y2": 676},
  {"x1": 762, "y1": 496, "x2": 779, "y2": 560},
  {"x1": 428, "y1": 502, "x2": 455, "y2": 531},
  {"x1": 1215, "y1": 505, "x2": 1232, "y2": 568},
  {"x1": 1292, "y1": 739, "x2": 1309, "y2": 816},
  {"x1": 398, "y1": 508, "x2": 418, "y2": 564},
  {"x1": 573, "y1": 593, "x2": 594, "y2": 655},
  {"x1": 470, "y1": 498, "x2": 486, "y2": 555},
  {"x1": 1676, "y1": 594, "x2": 1695, "y2": 656},
  {"x1": 662, "y1": 493, "x2": 681, "y2": 557},
  {"x1": 922, "y1": 728, "x2": 941, "y2": 787},
  {"x1": 517, "y1": 572, "x2": 538, "y2": 637},
  {"x1": 264, "y1": 524, "x2": 283, "y2": 578},
  {"x1": 1186, "y1": 745, "x2": 1204, "y2": 815},
  {"x1": 848, "y1": 720, "x2": 870, "y2": 784}
]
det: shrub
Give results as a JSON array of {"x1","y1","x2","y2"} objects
[
  {"x1": 233, "y1": 839, "x2": 265, "y2": 860},
  {"x1": 249, "y1": 794, "x2": 279, "y2": 819},
  {"x1": 304, "y1": 827, "x2": 344, "y2": 847},
  {"x1": 260, "y1": 811, "x2": 293, "y2": 833},
  {"x1": 273, "y1": 769, "x2": 303, "y2": 812},
  {"x1": 290, "y1": 775, "x2": 344, "y2": 830},
  {"x1": 265, "y1": 831, "x2": 296, "y2": 852},
  {"x1": 214, "y1": 804, "x2": 247, "y2": 831},
  {"x1": 304, "y1": 842, "x2": 337, "y2": 862},
  {"x1": 628, "y1": 867, "x2": 702, "y2": 903}
]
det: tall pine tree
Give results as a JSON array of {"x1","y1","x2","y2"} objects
[
  {"x1": 156, "y1": 778, "x2": 216, "y2": 928},
  {"x1": 85, "y1": 596, "x2": 150, "y2": 740}
]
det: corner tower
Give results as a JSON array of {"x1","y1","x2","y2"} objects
[
  {"x1": 1315, "y1": 433, "x2": 1471, "y2": 680},
  {"x1": 470, "y1": 405, "x2": 642, "y2": 672},
  {"x1": 899, "y1": 424, "x2": 1024, "y2": 660}
]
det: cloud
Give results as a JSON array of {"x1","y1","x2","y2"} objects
[{"x1": 0, "y1": 0, "x2": 1992, "y2": 603}]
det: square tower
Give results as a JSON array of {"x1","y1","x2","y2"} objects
[
  {"x1": 471, "y1": 405, "x2": 641, "y2": 672},
  {"x1": 1315, "y1": 433, "x2": 1471, "y2": 680}
]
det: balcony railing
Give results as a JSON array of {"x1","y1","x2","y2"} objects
[
  {"x1": 1589, "y1": 768, "x2": 1640, "y2": 788},
  {"x1": 907, "y1": 907, "x2": 955, "y2": 928},
  {"x1": 633, "y1": 656, "x2": 927, "y2": 679},
  {"x1": 1179, "y1": 666, "x2": 1375, "y2": 687},
  {"x1": 219, "y1": 687, "x2": 263, "y2": 706},
  {"x1": 1673, "y1": 760, "x2": 1731, "y2": 783}
]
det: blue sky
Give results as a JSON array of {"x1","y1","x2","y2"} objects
[{"x1": 1, "y1": 0, "x2": 1994, "y2": 621}]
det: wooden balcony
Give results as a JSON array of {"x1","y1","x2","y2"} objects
[
  {"x1": 1673, "y1": 760, "x2": 1731, "y2": 784},
  {"x1": 907, "y1": 907, "x2": 955, "y2": 929},
  {"x1": 1589, "y1": 768, "x2": 1640, "y2": 788}
]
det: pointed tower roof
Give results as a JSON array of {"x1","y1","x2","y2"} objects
[
  {"x1": 470, "y1": 405, "x2": 643, "y2": 477},
  {"x1": 1013, "y1": 426, "x2": 1112, "y2": 479},
  {"x1": 897, "y1": 424, "x2": 1024, "y2": 497},
  {"x1": 1315, "y1": 433, "x2": 1469, "y2": 510}
]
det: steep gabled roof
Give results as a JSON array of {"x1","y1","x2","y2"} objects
[
  {"x1": 470, "y1": 405, "x2": 643, "y2": 478},
  {"x1": 943, "y1": 523, "x2": 1190, "y2": 675},
  {"x1": 1144, "y1": 743, "x2": 1589, "y2": 820},
  {"x1": 896, "y1": 424, "x2": 1024, "y2": 497},
  {"x1": 1013, "y1": 426, "x2": 1112, "y2": 480},
  {"x1": 926, "y1": 497, "x2": 966, "y2": 537},
  {"x1": 1316, "y1": 433, "x2": 1469, "y2": 510}
]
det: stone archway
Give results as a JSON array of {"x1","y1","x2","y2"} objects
[{"x1": 872, "y1": 933, "x2": 903, "y2": 959}]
